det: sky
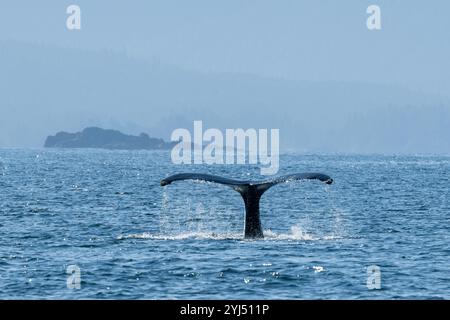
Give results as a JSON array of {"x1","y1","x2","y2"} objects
[
  {"x1": 1, "y1": 1, "x2": 450, "y2": 95},
  {"x1": 1, "y1": 1, "x2": 450, "y2": 151}
]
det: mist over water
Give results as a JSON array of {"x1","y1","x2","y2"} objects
[
  {"x1": 2, "y1": 1, "x2": 450, "y2": 152},
  {"x1": 0, "y1": 149, "x2": 448, "y2": 299}
]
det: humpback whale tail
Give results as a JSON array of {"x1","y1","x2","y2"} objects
[{"x1": 160, "y1": 173, "x2": 333, "y2": 239}]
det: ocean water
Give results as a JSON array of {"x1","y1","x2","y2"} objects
[{"x1": 0, "y1": 149, "x2": 449, "y2": 299}]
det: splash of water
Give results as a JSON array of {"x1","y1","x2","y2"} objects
[
  {"x1": 117, "y1": 224, "x2": 345, "y2": 242},
  {"x1": 155, "y1": 179, "x2": 348, "y2": 241}
]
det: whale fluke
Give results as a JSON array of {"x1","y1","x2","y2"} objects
[{"x1": 160, "y1": 172, "x2": 333, "y2": 239}]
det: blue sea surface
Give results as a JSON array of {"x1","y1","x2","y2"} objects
[{"x1": 0, "y1": 149, "x2": 449, "y2": 299}]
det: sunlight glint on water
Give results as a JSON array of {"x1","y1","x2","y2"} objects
[{"x1": 0, "y1": 149, "x2": 449, "y2": 299}]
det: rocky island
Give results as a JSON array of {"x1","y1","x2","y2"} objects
[{"x1": 44, "y1": 127, "x2": 176, "y2": 150}]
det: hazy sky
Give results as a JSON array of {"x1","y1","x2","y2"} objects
[
  {"x1": 1, "y1": 1, "x2": 450, "y2": 96},
  {"x1": 1, "y1": 1, "x2": 450, "y2": 151}
]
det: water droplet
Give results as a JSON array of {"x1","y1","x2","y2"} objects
[{"x1": 313, "y1": 266, "x2": 325, "y2": 273}]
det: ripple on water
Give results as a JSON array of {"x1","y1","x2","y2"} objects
[{"x1": 1, "y1": 150, "x2": 449, "y2": 299}]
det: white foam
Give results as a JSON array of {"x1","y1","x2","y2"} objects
[
  {"x1": 263, "y1": 225, "x2": 315, "y2": 241},
  {"x1": 117, "y1": 231, "x2": 242, "y2": 241},
  {"x1": 117, "y1": 225, "x2": 344, "y2": 241}
]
